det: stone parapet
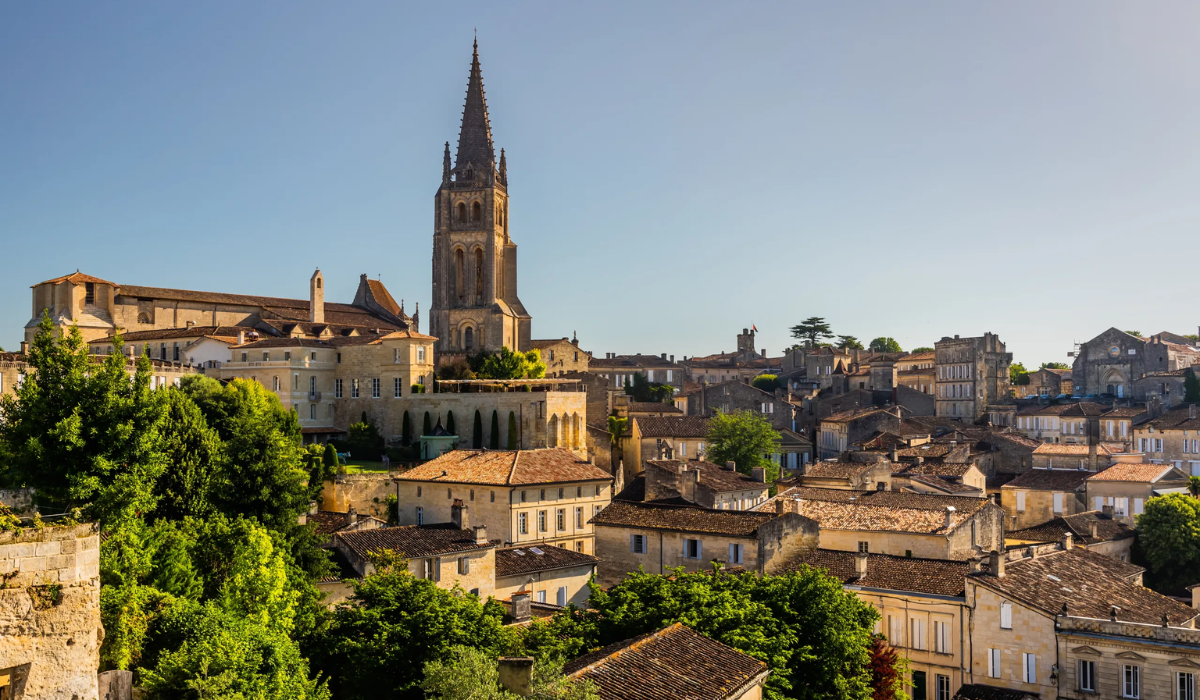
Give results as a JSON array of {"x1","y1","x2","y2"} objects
[
  {"x1": 1057, "y1": 615, "x2": 1200, "y2": 646},
  {"x1": 0, "y1": 523, "x2": 101, "y2": 588}
]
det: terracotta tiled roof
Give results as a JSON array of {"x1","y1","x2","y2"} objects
[
  {"x1": 1001, "y1": 468, "x2": 1090, "y2": 491},
  {"x1": 784, "y1": 499, "x2": 978, "y2": 535},
  {"x1": 634, "y1": 416, "x2": 711, "y2": 439},
  {"x1": 907, "y1": 475, "x2": 981, "y2": 494},
  {"x1": 645, "y1": 460, "x2": 767, "y2": 494},
  {"x1": 33, "y1": 271, "x2": 115, "y2": 287},
  {"x1": 783, "y1": 548, "x2": 968, "y2": 597},
  {"x1": 89, "y1": 325, "x2": 249, "y2": 343},
  {"x1": 592, "y1": 500, "x2": 776, "y2": 537},
  {"x1": 233, "y1": 337, "x2": 338, "y2": 349},
  {"x1": 1006, "y1": 511, "x2": 1135, "y2": 545},
  {"x1": 370, "y1": 329, "x2": 438, "y2": 341},
  {"x1": 1032, "y1": 443, "x2": 1117, "y2": 456},
  {"x1": 334, "y1": 524, "x2": 498, "y2": 560},
  {"x1": 1143, "y1": 406, "x2": 1200, "y2": 431},
  {"x1": 395, "y1": 449, "x2": 613, "y2": 486},
  {"x1": 894, "y1": 461, "x2": 975, "y2": 478},
  {"x1": 898, "y1": 351, "x2": 935, "y2": 362},
  {"x1": 823, "y1": 406, "x2": 891, "y2": 423},
  {"x1": 803, "y1": 461, "x2": 880, "y2": 480},
  {"x1": 563, "y1": 623, "x2": 768, "y2": 700},
  {"x1": 1087, "y1": 462, "x2": 1182, "y2": 483},
  {"x1": 495, "y1": 544, "x2": 599, "y2": 578},
  {"x1": 627, "y1": 402, "x2": 682, "y2": 414},
  {"x1": 952, "y1": 684, "x2": 1039, "y2": 700},
  {"x1": 972, "y1": 547, "x2": 1199, "y2": 626},
  {"x1": 309, "y1": 510, "x2": 353, "y2": 538}
]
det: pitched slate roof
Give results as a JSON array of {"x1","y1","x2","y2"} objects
[
  {"x1": 1087, "y1": 462, "x2": 1184, "y2": 483},
  {"x1": 1001, "y1": 468, "x2": 1090, "y2": 491},
  {"x1": 634, "y1": 416, "x2": 711, "y2": 438},
  {"x1": 784, "y1": 548, "x2": 968, "y2": 597},
  {"x1": 334, "y1": 524, "x2": 498, "y2": 560},
  {"x1": 395, "y1": 449, "x2": 613, "y2": 486},
  {"x1": 907, "y1": 475, "x2": 981, "y2": 494},
  {"x1": 563, "y1": 623, "x2": 768, "y2": 700},
  {"x1": 973, "y1": 547, "x2": 1199, "y2": 626},
  {"x1": 495, "y1": 545, "x2": 599, "y2": 578},
  {"x1": 1006, "y1": 511, "x2": 1135, "y2": 545},
  {"x1": 592, "y1": 500, "x2": 776, "y2": 537}
]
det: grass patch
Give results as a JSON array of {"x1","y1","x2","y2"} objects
[{"x1": 342, "y1": 460, "x2": 391, "y2": 474}]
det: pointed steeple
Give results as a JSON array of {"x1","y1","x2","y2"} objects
[
  {"x1": 442, "y1": 142, "x2": 452, "y2": 183},
  {"x1": 498, "y1": 148, "x2": 507, "y2": 186},
  {"x1": 455, "y1": 38, "x2": 495, "y2": 171}
]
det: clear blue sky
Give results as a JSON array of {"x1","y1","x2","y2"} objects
[{"x1": 3, "y1": 2, "x2": 1198, "y2": 366}]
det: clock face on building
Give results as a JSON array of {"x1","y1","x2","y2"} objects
[{"x1": 1108, "y1": 345, "x2": 1121, "y2": 358}]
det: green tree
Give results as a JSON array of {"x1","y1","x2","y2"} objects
[
  {"x1": 99, "y1": 582, "x2": 176, "y2": 671},
  {"x1": 1137, "y1": 494, "x2": 1200, "y2": 592},
  {"x1": 1009, "y1": 362, "x2": 1029, "y2": 385},
  {"x1": 309, "y1": 567, "x2": 509, "y2": 698},
  {"x1": 1039, "y1": 362, "x2": 1070, "y2": 370},
  {"x1": 424, "y1": 411, "x2": 433, "y2": 437},
  {"x1": 789, "y1": 317, "x2": 833, "y2": 349},
  {"x1": 139, "y1": 600, "x2": 329, "y2": 700},
  {"x1": 219, "y1": 519, "x2": 299, "y2": 634},
  {"x1": 573, "y1": 566, "x2": 877, "y2": 700},
  {"x1": 1190, "y1": 476, "x2": 1200, "y2": 498},
  {"x1": 1185, "y1": 370, "x2": 1200, "y2": 404},
  {"x1": 0, "y1": 315, "x2": 168, "y2": 525},
  {"x1": 489, "y1": 411, "x2": 501, "y2": 449},
  {"x1": 153, "y1": 389, "x2": 222, "y2": 521},
  {"x1": 507, "y1": 412, "x2": 519, "y2": 449},
  {"x1": 473, "y1": 410, "x2": 484, "y2": 449},
  {"x1": 1125, "y1": 330, "x2": 1143, "y2": 337},
  {"x1": 422, "y1": 646, "x2": 598, "y2": 700},
  {"x1": 910, "y1": 347, "x2": 934, "y2": 353},
  {"x1": 607, "y1": 416, "x2": 628, "y2": 471},
  {"x1": 751, "y1": 374, "x2": 781, "y2": 393},
  {"x1": 147, "y1": 524, "x2": 203, "y2": 600},
  {"x1": 625, "y1": 372, "x2": 673, "y2": 403},
  {"x1": 868, "y1": 337, "x2": 902, "y2": 353},
  {"x1": 447, "y1": 411, "x2": 456, "y2": 436},
  {"x1": 476, "y1": 347, "x2": 547, "y2": 380},
  {"x1": 836, "y1": 335, "x2": 863, "y2": 350},
  {"x1": 705, "y1": 411, "x2": 782, "y2": 480},
  {"x1": 348, "y1": 413, "x2": 383, "y2": 455},
  {"x1": 402, "y1": 411, "x2": 413, "y2": 446}
]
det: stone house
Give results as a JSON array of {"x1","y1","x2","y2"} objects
[
  {"x1": 394, "y1": 449, "x2": 613, "y2": 554},
  {"x1": 642, "y1": 459, "x2": 771, "y2": 510},
  {"x1": 0, "y1": 522, "x2": 102, "y2": 699},
  {"x1": 589, "y1": 353, "x2": 682, "y2": 390},
  {"x1": 494, "y1": 544, "x2": 598, "y2": 608},
  {"x1": 758, "y1": 488, "x2": 1004, "y2": 561},
  {"x1": 590, "y1": 499, "x2": 819, "y2": 587},
  {"x1": 333, "y1": 519, "x2": 499, "y2": 597},
  {"x1": 785, "y1": 549, "x2": 971, "y2": 700},
  {"x1": 896, "y1": 351, "x2": 937, "y2": 396},
  {"x1": 1014, "y1": 402, "x2": 1143, "y2": 447},
  {"x1": 798, "y1": 460, "x2": 894, "y2": 491},
  {"x1": 1030, "y1": 443, "x2": 1122, "y2": 471},
  {"x1": 1133, "y1": 367, "x2": 1194, "y2": 408},
  {"x1": 1133, "y1": 405, "x2": 1200, "y2": 475},
  {"x1": 1070, "y1": 328, "x2": 1200, "y2": 398},
  {"x1": 1005, "y1": 510, "x2": 1136, "y2": 562},
  {"x1": 623, "y1": 415, "x2": 711, "y2": 481},
  {"x1": 680, "y1": 380, "x2": 797, "y2": 431},
  {"x1": 531, "y1": 337, "x2": 591, "y2": 377},
  {"x1": 818, "y1": 406, "x2": 908, "y2": 459},
  {"x1": 87, "y1": 324, "x2": 243, "y2": 365},
  {"x1": 966, "y1": 542, "x2": 1199, "y2": 700},
  {"x1": 1085, "y1": 462, "x2": 1192, "y2": 525},
  {"x1": 563, "y1": 623, "x2": 770, "y2": 700},
  {"x1": 999, "y1": 468, "x2": 1090, "y2": 530},
  {"x1": 892, "y1": 461, "x2": 987, "y2": 496},
  {"x1": 934, "y1": 333, "x2": 1013, "y2": 421},
  {"x1": 1015, "y1": 368, "x2": 1072, "y2": 399}
]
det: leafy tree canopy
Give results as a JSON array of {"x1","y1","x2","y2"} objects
[
  {"x1": 751, "y1": 374, "x2": 781, "y2": 393},
  {"x1": 474, "y1": 347, "x2": 547, "y2": 380},
  {"x1": 910, "y1": 347, "x2": 934, "y2": 353},
  {"x1": 1137, "y1": 494, "x2": 1200, "y2": 593},
  {"x1": 1125, "y1": 330, "x2": 1143, "y2": 337},
  {"x1": 625, "y1": 372, "x2": 673, "y2": 403},
  {"x1": 422, "y1": 645, "x2": 598, "y2": 700},
  {"x1": 1009, "y1": 362, "x2": 1029, "y2": 385},
  {"x1": 836, "y1": 336, "x2": 863, "y2": 350},
  {"x1": 1185, "y1": 369, "x2": 1200, "y2": 404},
  {"x1": 868, "y1": 337, "x2": 902, "y2": 353},
  {"x1": 1039, "y1": 362, "x2": 1070, "y2": 370},
  {"x1": 705, "y1": 410, "x2": 781, "y2": 480},
  {"x1": 789, "y1": 317, "x2": 833, "y2": 349}
]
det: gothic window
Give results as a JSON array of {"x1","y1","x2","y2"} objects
[
  {"x1": 474, "y1": 249, "x2": 484, "y2": 303},
  {"x1": 456, "y1": 202, "x2": 466, "y2": 222},
  {"x1": 137, "y1": 312, "x2": 151, "y2": 324},
  {"x1": 466, "y1": 168, "x2": 473, "y2": 180},
  {"x1": 471, "y1": 202, "x2": 481, "y2": 222},
  {"x1": 464, "y1": 327, "x2": 474, "y2": 352},
  {"x1": 455, "y1": 249, "x2": 465, "y2": 300}
]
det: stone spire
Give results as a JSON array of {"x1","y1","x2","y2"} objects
[
  {"x1": 442, "y1": 142, "x2": 451, "y2": 184},
  {"x1": 454, "y1": 38, "x2": 495, "y2": 171},
  {"x1": 498, "y1": 148, "x2": 507, "y2": 186}
]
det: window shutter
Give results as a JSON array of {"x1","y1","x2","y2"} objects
[
  {"x1": 630, "y1": 535, "x2": 636, "y2": 553},
  {"x1": 1134, "y1": 498, "x2": 1144, "y2": 515},
  {"x1": 557, "y1": 586, "x2": 567, "y2": 606},
  {"x1": 697, "y1": 540, "x2": 702, "y2": 560}
]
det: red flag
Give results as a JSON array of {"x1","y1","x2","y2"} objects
[{"x1": 752, "y1": 324, "x2": 758, "y2": 332}]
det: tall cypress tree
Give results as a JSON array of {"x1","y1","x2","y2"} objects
[
  {"x1": 446, "y1": 410, "x2": 456, "y2": 436},
  {"x1": 472, "y1": 410, "x2": 483, "y2": 449},
  {"x1": 489, "y1": 410, "x2": 500, "y2": 449},
  {"x1": 507, "y1": 411, "x2": 519, "y2": 449},
  {"x1": 402, "y1": 411, "x2": 412, "y2": 446},
  {"x1": 423, "y1": 411, "x2": 432, "y2": 436}
]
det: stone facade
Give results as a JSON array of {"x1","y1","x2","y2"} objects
[
  {"x1": 1056, "y1": 617, "x2": 1200, "y2": 700},
  {"x1": 320, "y1": 473, "x2": 396, "y2": 519},
  {"x1": 494, "y1": 558, "x2": 596, "y2": 608},
  {"x1": 1070, "y1": 328, "x2": 1200, "y2": 398},
  {"x1": 0, "y1": 523, "x2": 102, "y2": 700},
  {"x1": 430, "y1": 42, "x2": 531, "y2": 364},
  {"x1": 934, "y1": 333, "x2": 1012, "y2": 421},
  {"x1": 532, "y1": 337, "x2": 591, "y2": 377},
  {"x1": 681, "y1": 380, "x2": 797, "y2": 432}
]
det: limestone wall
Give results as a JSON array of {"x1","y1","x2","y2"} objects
[
  {"x1": 0, "y1": 523, "x2": 101, "y2": 700},
  {"x1": 321, "y1": 474, "x2": 396, "y2": 519},
  {"x1": 0, "y1": 489, "x2": 36, "y2": 515}
]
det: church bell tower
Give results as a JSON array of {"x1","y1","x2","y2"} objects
[{"x1": 430, "y1": 39, "x2": 531, "y2": 366}]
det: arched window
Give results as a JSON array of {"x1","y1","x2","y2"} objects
[
  {"x1": 456, "y1": 202, "x2": 466, "y2": 222},
  {"x1": 137, "y1": 312, "x2": 151, "y2": 324},
  {"x1": 455, "y1": 249, "x2": 465, "y2": 300},
  {"x1": 464, "y1": 327, "x2": 474, "y2": 351},
  {"x1": 316, "y1": 278, "x2": 321, "y2": 289},
  {"x1": 471, "y1": 202, "x2": 481, "y2": 222},
  {"x1": 474, "y1": 249, "x2": 484, "y2": 303},
  {"x1": 466, "y1": 168, "x2": 473, "y2": 180}
]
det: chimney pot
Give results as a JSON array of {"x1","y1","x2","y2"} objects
[
  {"x1": 854, "y1": 551, "x2": 868, "y2": 578},
  {"x1": 510, "y1": 593, "x2": 532, "y2": 624},
  {"x1": 237, "y1": 330, "x2": 246, "y2": 345},
  {"x1": 347, "y1": 507, "x2": 357, "y2": 525},
  {"x1": 1102, "y1": 504, "x2": 1113, "y2": 517},
  {"x1": 497, "y1": 657, "x2": 535, "y2": 696},
  {"x1": 751, "y1": 467, "x2": 766, "y2": 483},
  {"x1": 725, "y1": 461, "x2": 736, "y2": 471},
  {"x1": 944, "y1": 505, "x2": 956, "y2": 529},
  {"x1": 1090, "y1": 521, "x2": 1099, "y2": 539},
  {"x1": 1061, "y1": 532, "x2": 1074, "y2": 550}
]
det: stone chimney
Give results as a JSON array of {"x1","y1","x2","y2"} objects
[
  {"x1": 854, "y1": 551, "x2": 868, "y2": 578},
  {"x1": 474, "y1": 525, "x2": 488, "y2": 544},
  {"x1": 346, "y1": 507, "x2": 357, "y2": 525},
  {"x1": 451, "y1": 499, "x2": 468, "y2": 529},
  {"x1": 1191, "y1": 404, "x2": 1197, "y2": 420},
  {"x1": 680, "y1": 466, "x2": 699, "y2": 504},
  {"x1": 1110, "y1": 605, "x2": 1120, "y2": 622},
  {"x1": 237, "y1": 330, "x2": 246, "y2": 345},
  {"x1": 1061, "y1": 532, "x2": 1074, "y2": 550},
  {"x1": 1102, "y1": 504, "x2": 1113, "y2": 517},
  {"x1": 511, "y1": 592, "x2": 532, "y2": 623},
  {"x1": 890, "y1": 445, "x2": 899, "y2": 462},
  {"x1": 1090, "y1": 521, "x2": 1099, "y2": 539},
  {"x1": 990, "y1": 550, "x2": 1005, "y2": 578},
  {"x1": 751, "y1": 467, "x2": 766, "y2": 483},
  {"x1": 944, "y1": 505, "x2": 956, "y2": 529},
  {"x1": 497, "y1": 657, "x2": 535, "y2": 696},
  {"x1": 724, "y1": 461, "x2": 736, "y2": 471},
  {"x1": 310, "y1": 269, "x2": 325, "y2": 323}
]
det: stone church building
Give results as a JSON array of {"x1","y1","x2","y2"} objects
[{"x1": 429, "y1": 39, "x2": 532, "y2": 367}]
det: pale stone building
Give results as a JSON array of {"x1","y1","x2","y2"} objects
[
  {"x1": 531, "y1": 336, "x2": 591, "y2": 377},
  {"x1": 393, "y1": 449, "x2": 612, "y2": 554},
  {"x1": 934, "y1": 333, "x2": 1012, "y2": 421},
  {"x1": 999, "y1": 468, "x2": 1090, "y2": 530},
  {"x1": 1133, "y1": 405, "x2": 1200, "y2": 475},
  {"x1": 332, "y1": 519, "x2": 499, "y2": 598},
  {"x1": 1070, "y1": 328, "x2": 1200, "y2": 398},
  {"x1": 640, "y1": 459, "x2": 771, "y2": 511},
  {"x1": 1085, "y1": 462, "x2": 1191, "y2": 525},
  {"x1": 1005, "y1": 510, "x2": 1135, "y2": 562},
  {"x1": 429, "y1": 41, "x2": 531, "y2": 365},
  {"x1": 494, "y1": 544, "x2": 598, "y2": 608}
]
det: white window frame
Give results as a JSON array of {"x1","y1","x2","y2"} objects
[
  {"x1": 988, "y1": 648, "x2": 1001, "y2": 678},
  {"x1": 335, "y1": 378, "x2": 343, "y2": 398},
  {"x1": 518, "y1": 512, "x2": 528, "y2": 535},
  {"x1": 910, "y1": 618, "x2": 926, "y2": 651},
  {"x1": 1178, "y1": 671, "x2": 1195, "y2": 700},
  {"x1": 1022, "y1": 653, "x2": 1037, "y2": 684},
  {"x1": 351, "y1": 378, "x2": 359, "y2": 398},
  {"x1": 1124, "y1": 664, "x2": 1140, "y2": 698},
  {"x1": 1079, "y1": 659, "x2": 1096, "y2": 692},
  {"x1": 1000, "y1": 601, "x2": 1013, "y2": 629},
  {"x1": 933, "y1": 619, "x2": 950, "y2": 654},
  {"x1": 394, "y1": 377, "x2": 402, "y2": 398},
  {"x1": 935, "y1": 674, "x2": 950, "y2": 700},
  {"x1": 371, "y1": 378, "x2": 380, "y2": 399}
]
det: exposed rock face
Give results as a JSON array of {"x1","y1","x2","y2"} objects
[{"x1": 0, "y1": 523, "x2": 102, "y2": 699}]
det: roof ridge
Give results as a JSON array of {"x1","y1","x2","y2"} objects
[{"x1": 507, "y1": 451, "x2": 521, "y2": 485}]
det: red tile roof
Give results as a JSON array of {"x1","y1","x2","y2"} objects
[
  {"x1": 592, "y1": 500, "x2": 776, "y2": 537},
  {"x1": 1087, "y1": 462, "x2": 1183, "y2": 483},
  {"x1": 495, "y1": 544, "x2": 599, "y2": 578},
  {"x1": 395, "y1": 449, "x2": 613, "y2": 486},
  {"x1": 634, "y1": 416, "x2": 711, "y2": 438},
  {"x1": 33, "y1": 271, "x2": 115, "y2": 287},
  {"x1": 1000, "y1": 468, "x2": 1091, "y2": 491},
  {"x1": 784, "y1": 548, "x2": 968, "y2": 597}
]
